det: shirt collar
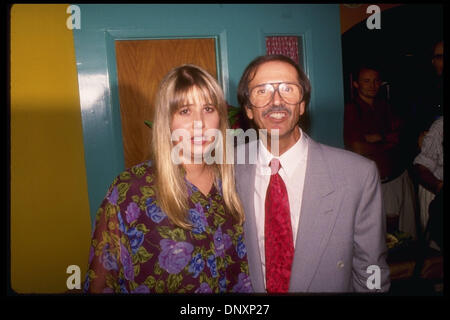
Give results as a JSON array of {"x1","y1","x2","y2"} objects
[
  {"x1": 257, "y1": 127, "x2": 308, "y2": 176},
  {"x1": 184, "y1": 175, "x2": 222, "y2": 197}
]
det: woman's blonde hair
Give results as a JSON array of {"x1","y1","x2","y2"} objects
[{"x1": 151, "y1": 64, "x2": 244, "y2": 229}]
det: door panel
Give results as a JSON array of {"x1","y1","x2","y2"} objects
[{"x1": 115, "y1": 38, "x2": 217, "y2": 168}]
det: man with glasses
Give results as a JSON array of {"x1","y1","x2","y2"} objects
[{"x1": 234, "y1": 54, "x2": 390, "y2": 293}]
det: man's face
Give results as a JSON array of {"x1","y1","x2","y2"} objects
[
  {"x1": 245, "y1": 61, "x2": 305, "y2": 141},
  {"x1": 353, "y1": 69, "x2": 381, "y2": 100},
  {"x1": 432, "y1": 42, "x2": 443, "y2": 76}
]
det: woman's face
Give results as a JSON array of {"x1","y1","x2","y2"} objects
[{"x1": 171, "y1": 86, "x2": 221, "y2": 163}]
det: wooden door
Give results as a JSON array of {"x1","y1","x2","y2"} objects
[{"x1": 115, "y1": 38, "x2": 217, "y2": 168}]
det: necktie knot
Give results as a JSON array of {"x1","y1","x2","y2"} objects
[{"x1": 269, "y1": 158, "x2": 281, "y2": 175}]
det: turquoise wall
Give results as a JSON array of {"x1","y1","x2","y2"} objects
[{"x1": 72, "y1": 4, "x2": 345, "y2": 224}]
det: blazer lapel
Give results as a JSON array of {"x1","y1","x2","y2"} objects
[
  {"x1": 289, "y1": 135, "x2": 340, "y2": 292},
  {"x1": 236, "y1": 141, "x2": 266, "y2": 293},
  {"x1": 240, "y1": 164, "x2": 266, "y2": 293}
]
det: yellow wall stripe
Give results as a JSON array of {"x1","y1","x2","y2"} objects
[{"x1": 11, "y1": 4, "x2": 91, "y2": 293}]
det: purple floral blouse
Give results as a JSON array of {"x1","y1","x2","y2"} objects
[{"x1": 84, "y1": 161, "x2": 252, "y2": 294}]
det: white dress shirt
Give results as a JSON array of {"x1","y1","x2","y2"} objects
[
  {"x1": 413, "y1": 116, "x2": 443, "y2": 232},
  {"x1": 254, "y1": 127, "x2": 308, "y2": 286},
  {"x1": 413, "y1": 116, "x2": 443, "y2": 181}
]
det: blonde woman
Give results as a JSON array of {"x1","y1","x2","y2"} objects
[{"x1": 84, "y1": 65, "x2": 252, "y2": 293}]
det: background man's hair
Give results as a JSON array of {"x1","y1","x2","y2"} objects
[{"x1": 352, "y1": 62, "x2": 382, "y2": 82}]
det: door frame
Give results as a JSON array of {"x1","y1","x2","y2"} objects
[
  {"x1": 105, "y1": 29, "x2": 228, "y2": 170},
  {"x1": 105, "y1": 28, "x2": 229, "y2": 167},
  {"x1": 77, "y1": 27, "x2": 229, "y2": 224}
]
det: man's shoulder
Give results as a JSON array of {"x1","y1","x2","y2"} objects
[
  {"x1": 310, "y1": 139, "x2": 379, "y2": 192},
  {"x1": 316, "y1": 141, "x2": 366, "y2": 161},
  {"x1": 430, "y1": 116, "x2": 443, "y2": 130},
  {"x1": 344, "y1": 97, "x2": 363, "y2": 110},
  {"x1": 311, "y1": 138, "x2": 376, "y2": 173},
  {"x1": 344, "y1": 100, "x2": 357, "y2": 108}
]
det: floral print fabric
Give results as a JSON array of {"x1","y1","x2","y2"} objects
[{"x1": 84, "y1": 161, "x2": 252, "y2": 294}]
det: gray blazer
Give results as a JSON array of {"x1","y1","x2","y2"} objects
[{"x1": 235, "y1": 133, "x2": 390, "y2": 293}]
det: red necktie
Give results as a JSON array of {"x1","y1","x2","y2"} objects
[{"x1": 265, "y1": 158, "x2": 294, "y2": 293}]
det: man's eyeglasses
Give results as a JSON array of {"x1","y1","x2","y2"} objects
[
  {"x1": 433, "y1": 54, "x2": 443, "y2": 60},
  {"x1": 247, "y1": 82, "x2": 303, "y2": 108}
]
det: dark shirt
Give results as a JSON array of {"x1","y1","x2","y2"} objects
[{"x1": 344, "y1": 95, "x2": 404, "y2": 180}]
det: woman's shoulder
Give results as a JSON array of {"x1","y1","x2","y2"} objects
[
  {"x1": 108, "y1": 160, "x2": 156, "y2": 194},
  {"x1": 101, "y1": 160, "x2": 159, "y2": 225}
]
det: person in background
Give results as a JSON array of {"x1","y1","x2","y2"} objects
[
  {"x1": 400, "y1": 40, "x2": 444, "y2": 175},
  {"x1": 412, "y1": 40, "x2": 444, "y2": 251},
  {"x1": 235, "y1": 54, "x2": 390, "y2": 293},
  {"x1": 84, "y1": 64, "x2": 252, "y2": 293},
  {"x1": 416, "y1": 40, "x2": 444, "y2": 148},
  {"x1": 413, "y1": 116, "x2": 443, "y2": 250},
  {"x1": 344, "y1": 64, "x2": 417, "y2": 239}
]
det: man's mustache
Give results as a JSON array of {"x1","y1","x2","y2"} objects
[{"x1": 262, "y1": 105, "x2": 292, "y2": 117}]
